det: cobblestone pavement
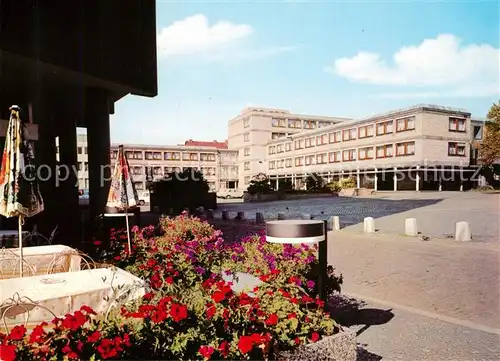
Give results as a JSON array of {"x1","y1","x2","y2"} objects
[
  {"x1": 329, "y1": 231, "x2": 500, "y2": 330},
  {"x1": 215, "y1": 192, "x2": 500, "y2": 243}
]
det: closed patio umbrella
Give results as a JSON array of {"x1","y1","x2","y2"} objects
[
  {"x1": 105, "y1": 145, "x2": 139, "y2": 252},
  {"x1": 0, "y1": 105, "x2": 44, "y2": 277}
]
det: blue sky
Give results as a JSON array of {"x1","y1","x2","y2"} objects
[{"x1": 109, "y1": 0, "x2": 499, "y2": 145}]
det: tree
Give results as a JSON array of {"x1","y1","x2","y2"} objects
[
  {"x1": 278, "y1": 178, "x2": 293, "y2": 191},
  {"x1": 479, "y1": 102, "x2": 500, "y2": 165},
  {"x1": 246, "y1": 176, "x2": 274, "y2": 195},
  {"x1": 304, "y1": 173, "x2": 324, "y2": 192}
]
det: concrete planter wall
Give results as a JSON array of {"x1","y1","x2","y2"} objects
[
  {"x1": 244, "y1": 192, "x2": 337, "y2": 203},
  {"x1": 279, "y1": 329, "x2": 357, "y2": 361}
]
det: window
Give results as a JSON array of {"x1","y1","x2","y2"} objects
[
  {"x1": 295, "y1": 139, "x2": 304, "y2": 150},
  {"x1": 295, "y1": 157, "x2": 304, "y2": 166},
  {"x1": 448, "y1": 142, "x2": 466, "y2": 156},
  {"x1": 111, "y1": 151, "x2": 117, "y2": 159},
  {"x1": 244, "y1": 133, "x2": 250, "y2": 142},
  {"x1": 201, "y1": 153, "x2": 216, "y2": 162},
  {"x1": 358, "y1": 146, "x2": 374, "y2": 160},
  {"x1": 244, "y1": 176, "x2": 251, "y2": 185},
  {"x1": 84, "y1": 162, "x2": 88, "y2": 171},
  {"x1": 396, "y1": 116, "x2": 416, "y2": 132},
  {"x1": 285, "y1": 158, "x2": 292, "y2": 168},
  {"x1": 277, "y1": 144, "x2": 284, "y2": 153},
  {"x1": 134, "y1": 182, "x2": 144, "y2": 190},
  {"x1": 272, "y1": 118, "x2": 286, "y2": 127},
  {"x1": 342, "y1": 128, "x2": 357, "y2": 141},
  {"x1": 358, "y1": 125, "x2": 374, "y2": 138},
  {"x1": 316, "y1": 153, "x2": 327, "y2": 164},
  {"x1": 377, "y1": 121, "x2": 393, "y2": 135},
  {"x1": 182, "y1": 152, "x2": 198, "y2": 161},
  {"x1": 154, "y1": 152, "x2": 161, "y2": 160},
  {"x1": 449, "y1": 117, "x2": 466, "y2": 132},
  {"x1": 244, "y1": 148, "x2": 250, "y2": 156},
  {"x1": 396, "y1": 141, "x2": 416, "y2": 156},
  {"x1": 329, "y1": 131, "x2": 341, "y2": 143},
  {"x1": 145, "y1": 151, "x2": 153, "y2": 160},
  {"x1": 329, "y1": 151, "x2": 341, "y2": 163},
  {"x1": 342, "y1": 149, "x2": 356, "y2": 161},
  {"x1": 134, "y1": 152, "x2": 143, "y2": 160},
  {"x1": 243, "y1": 117, "x2": 250, "y2": 128},
  {"x1": 305, "y1": 155, "x2": 315, "y2": 165},
  {"x1": 318, "y1": 121, "x2": 331, "y2": 128},
  {"x1": 153, "y1": 166, "x2": 162, "y2": 175},
  {"x1": 166, "y1": 152, "x2": 180, "y2": 160},
  {"x1": 305, "y1": 137, "x2": 315, "y2": 148},
  {"x1": 316, "y1": 134, "x2": 328, "y2": 146},
  {"x1": 285, "y1": 142, "x2": 292, "y2": 152},
  {"x1": 164, "y1": 167, "x2": 172, "y2": 174},
  {"x1": 276, "y1": 160, "x2": 285, "y2": 169},
  {"x1": 77, "y1": 147, "x2": 82, "y2": 154},
  {"x1": 473, "y1": 126, "x2": 482, "y2": 140},
  {"x1": 84, "y1": 147, "x2": 88, "y2": 154},
  {"x1": 304, "y1": 120, "x2": 316, "y2": 129},
  {"x1": 268, "y1": 146, "x2": 276, "y2": 155},
  {"x1": 77, "y1": 162, "x2": 82, "y2": 171},
  {"x1": 133, "y1": 166, "x2": 142, "y2": 175},
  {"x1": 288, "y1": 119, "x2": 301, "y2": 128},
  {"x1": 376, "y1": 144, "x2": 393, "y2": 158},
  {"x1": 272, "y1": 132, "x2": 286, "y2": 139}
]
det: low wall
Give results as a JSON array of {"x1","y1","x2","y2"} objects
[{"x1": 244, "y1": 192, "x2": 338, "y2": 203}]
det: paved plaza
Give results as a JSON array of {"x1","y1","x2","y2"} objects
[{"x1": 216, "y1": 192, "x2": 499, "y2": 243}]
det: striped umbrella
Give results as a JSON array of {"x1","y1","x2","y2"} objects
[
  {"x1": 0, "y1": 105, "x2": 44, "y2": 277},
  {"x1": 105, "y1": 145, "x2": 139, "y2": 252}
]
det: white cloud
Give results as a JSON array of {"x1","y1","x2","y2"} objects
[
  {"x1": 327, "y1": 34, "x2": 500, "y2": 97},
  {"x1": 157, "y1": 14, "x2": 252, "y2": 56}
]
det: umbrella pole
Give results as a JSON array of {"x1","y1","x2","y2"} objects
[
  {"x1": 18, "y1": 217, "x2": 23, "y2": 277},
  {"x1": 125, "y1": 209, "x2": 132, "y2": 254}
]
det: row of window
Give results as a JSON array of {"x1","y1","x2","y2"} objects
[
  {"x1": 271, "y1": 118, "x2": 333, "y2": 129},
  {"x1": 268, "y1": 141, "x2": 466, "y2": 169},
  {"x1": 268, "y1": 116, "x2": 467, "y2": 155},
  {"x1": 130, "y1": 166, "x2": 219, "y2": 176},
  {"x1": 114, "y1": 150, "x2": 226, "y2": 162}
]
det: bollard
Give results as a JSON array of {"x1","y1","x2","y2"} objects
[
  {"x1": 329, "y1": 216, "x2": 340, "y2": 231},
  {"x1": 206, "y1": 209, "x2": 214, "y2": 220},
  {"x1": 301, "y1": 214, "x2": 311, "y2": 220},
  {"x1": 236, "y1": 211, "x2": 245, "y2": 221},
  {"x1": 363, "y1": 217, "x2": 375, "y2": 233},
  {"x1": 198, "y1": 206, "x2": 205, "y2": 213},
  {"x1": 455, "y1": 221, "x2": 471, "y2": 241},
  {"x1": 221, "y1": 210, "x2": 229, "y2": 220},
  {"x1": 277, "y1": 212, "x2": 286, "y2": 220},
  {"x1": 405, "y1": 218, "x2": 418, "y2": 236},
  {"x1": 256, "y1": 212, "x2": 265, "y2": 224}
]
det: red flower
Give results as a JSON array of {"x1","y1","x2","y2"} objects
[
  {"x1": 287, "y1": 312, "x2": 297, "y2": 319},
  {"x1": 165, "y1": 276, "x2": 174, "y2": 284},
  {"x1": 28, "y1": 322, "x2": 47, "y2": 344},
  {"x1": 87, "y1": 330, "x2": 102, "y2": 343},
  {"x1": 206, "y1": 304, "x2": 216, "y2": 319},
  {"x1": 114, "y1": 255, "x2": 121, "y2": 261},
  {"x1": 8, "y1": 325, "x2": 26, "y2": 341},
  {"x1": 238, "y1": 335, "x2": 254, "y2": 354},
  {"x1": 62, "y1": 344, "x2": 79, "y2": 359},
  {"x1": 211, "y1": 291, "x2": 226, "y2": 303},
  {"x1": 311, "y1": 332, "x2": 320, "y2": 342},
  {"x1": 0, "y1": 345, "x2": 16, "y2": 361},
  {"x1": 97, "y1": 338, "x2": 119, "y2": 359},
  {"x1": 198, "y1": 345, "x2": 215, "y2": 359},
  {"x1": 80, "y1": 305, "x2": 96, "y2": 315},
  {"x1": 294, "y1": 337, "x2": 301, "y2": 345},
  {"x1": 259, "y1": 275, "x2": 270, "y2": 282},
  {"x1": 265, "y1": 313, "x2": 279, "y2": 326},
  {"x1": 61, "y1": 311, "x2": 87, "y2": 331},
  {"x1": 219, "y1": 341, "x2": 229, "y2": 358},
  {"x1": 170, "y1": 303, "x2": 188, "y2": 322},
  {"x1": 93, "y1": 240, "x2": 102, "y2": 246}
]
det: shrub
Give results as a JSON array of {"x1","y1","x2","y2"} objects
[
  {"x1": 339, "y1": 177, "x2": 356, "y2": 189},
  {"x1": 326, "y1": 181, "x2": 342, "y2": 193}
]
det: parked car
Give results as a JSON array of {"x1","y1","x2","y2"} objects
[
  {"x1": 138, "y1": 191, "x2": 150, "y2": 205},
  {"x1": 217, "y1": 189, "x2": 244, "y2": 199}
]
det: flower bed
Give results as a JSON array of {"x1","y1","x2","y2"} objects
[{"x1": 0, "y1": 214, "x2": 345, "y2": 360}]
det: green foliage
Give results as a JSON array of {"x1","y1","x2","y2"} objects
[
  {"x1": 339, "y1": 177, "x2": 356, "y2": 189},
  {"x1": 278, "y1": 178, "x2": 293, "y2": 191},
  {"x1": 246, "y1": 176, "x2": 275, "y2": 195},
  {"x1": 326, "y1": 181, "x2": 341, "y2": 193},
  {"x1": 479, "y1": 102, "x2": 500, "y2": 165},
  {"x1": 304, "y1": 173, "x2": 324, "y2": 192}
]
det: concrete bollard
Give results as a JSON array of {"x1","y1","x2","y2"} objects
[
  {"x1": 363, "y1": 217, "x2": 375, "y2": 233},
  {"x1": 455, "y1": 221, "x2": 471, "y2": 241},
  {"x1": 277, "y1": 212, "x2": 286, "y2": 220},
  {"x1": 330, "y1": 216, "x2": 340, "y2": 231},
  {"x1": 256, "y1": 212, "x2": 265, "y2": 224},
  {"x1": 301, "y1": 214, "x2": 311, "y2": 220},
  {"x1": 222, "y1": 210, "x2": 229, "y2": 220},
  {"x1": 236, "y1": 211, "x2": 245, "y2": 221},
  {"x1": 405, "y1": 218, "x2": 418, "y2": 236},
  {"x1": 207, "y1": 209, "x2": 214, "y2": 220}
]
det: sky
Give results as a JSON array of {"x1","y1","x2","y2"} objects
[{"x1": 108, "y1": 0, "x2": 500, "y2": 145}]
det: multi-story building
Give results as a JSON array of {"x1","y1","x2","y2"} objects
[
  {"x1": 227, "y1": 107, "x2": 351, "y2": 187},
  {"x1": 264, "y1": 104, "x2": 485, "y2": 191},
  {"x1": 71, "y1": 135, "x2": 238, "y2": 192}
]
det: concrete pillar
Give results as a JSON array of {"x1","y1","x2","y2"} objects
[
  {"x1": 291, "y1": 174, "x2": 295, "y2": 189},
  {"x1": 460, "y1": 181, "x2": 464, "y2": 192},
  {"x1": 86, "y1": 89, "x2": 111, "y2": 221},
  {"x1": 374, "y1": 168, "x2": 378, "y2": 191},
  {"x1": 255, "y1": 212, "x2": 265, "y2": 223},
  {"x1": 393, "y1": 167, "x2": 398, "y2": 191},
  {"x1": 438, "y1": 174, "x2": 442, "y2": 192},
  {"x1": 329, "y1": 216, "x2": 340, "y2": 231},
  {"x1": 275, "y1": 178, "x2": 279, "y2": 190},
  {"x1": 277, "y1": 212, "x2": 285, "y2": 220},
  {"x1": 207, "y1": 209, "x2": 214, "y2": 220},
  {"x1": 356, "y1": 168, "x2": 360, "y2": 188},
  {"x1": 54, "y1": 107, "x2": 80, "y2": 246},
  {"x1": 221, "y1": 210, "x2": 229, "y2": 220},
  {"x1": 364, "y1": 217, "x2": 375, "y2": 233},
  {"x1": 405, "y1": 218, "x2": 418, "y2": 236},
  {"x1": 416, "y1": 166, "x2": 420, "y2": 192},
  {"x1": 455, "y1": 221, "x2": 471, "y2": 241},
  {"x1": 236, "y1": 211, "x2": 245, "y2": 220}
]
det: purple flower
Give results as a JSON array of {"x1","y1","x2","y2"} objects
[
  {"x1": 194, "y1": 266, "x2": 206, "y2": 275},
  {"x1": 306, "y1": 280, "x2": 315, "y2": 289}
]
